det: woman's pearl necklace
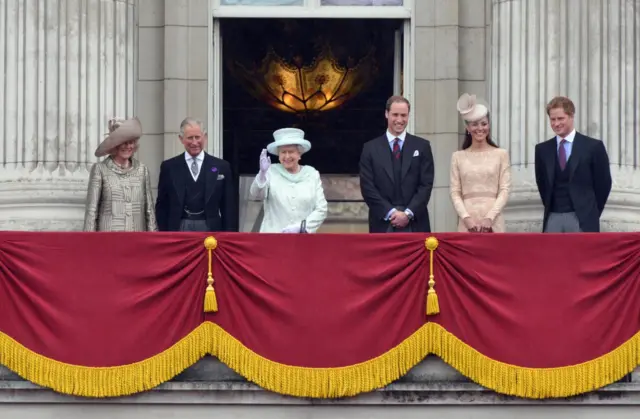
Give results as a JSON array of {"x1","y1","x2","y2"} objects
[{"x1": 114, "y1": 159, "x2": 130, "y2": 169}]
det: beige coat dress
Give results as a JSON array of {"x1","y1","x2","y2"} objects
[
  {"x1": 83, "y1": 157, "x2": 157, "y2": 232},
  {"x1": 449, "y1": 147, "x2": 511, "y2": 232}
]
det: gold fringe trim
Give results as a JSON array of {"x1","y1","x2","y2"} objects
[
  {"x1": 0, "y1": 323, "x2": 211, "y2": 398},
  {"x1": 428, "y1": 323, "x2": 640, "y2": 399},
  {"x1": 1, "y1": 322, "x2": 638, "y2": 399}
]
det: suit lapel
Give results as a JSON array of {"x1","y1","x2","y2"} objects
[
  {"x1": 568, "y1": 133, "x2": 583, "y2": 180},
  {"x1": 171, "y1": 157, "x2": 188, "y2": 206},
  {"x1": 203, "y1": 154, "x2": 217, "y2": 204},
  {"x1": 544, "y1": 139, "x2": 557, "y2": 185},
  {"x1": 401, "y1": 135, "x2": 415, "y2": 180},
  {"x1": 376, "y1": 136, "x2": 394, "y2": 181}
]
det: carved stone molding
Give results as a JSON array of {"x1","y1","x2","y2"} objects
[
  {"x1": 505, "y1": 166, "x2": 640, "y2": 232},
  {"x1": 0, "y1": 0, "x2": 136, "y2": 231},
  {"x1": 492, "y1": 0, "x2": 640, "y2": 231}
]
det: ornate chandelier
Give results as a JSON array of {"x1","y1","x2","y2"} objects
[{"x1": 229, "y1": 45, "x2": 377, "y2": 114}]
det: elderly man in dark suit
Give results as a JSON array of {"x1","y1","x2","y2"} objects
[
  {"x1": 535, "y1": 96, "x2": 612, "y2": 233},
  {"x1": 155, "y1": 117, "x2": 238, "y2": 232},
  {"x1": 359, "y1": 96, "x2": 435, "y2": 233}
]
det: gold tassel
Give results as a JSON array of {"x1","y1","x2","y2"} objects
[
  {"x1": 203, "y1": 236, "x2": 218, "y2": 312},
  {"x1": 427, "y1": 288, "x2": 439, "y2": 315},
  {"x1": 204, "y1": 286, "x2": 218, "y2": 312},
  {"x1": 425, "y1": 237, "x2": 440, "y2": 315}
]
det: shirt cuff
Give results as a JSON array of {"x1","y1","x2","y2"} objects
[
  {"x1": 384, "y1": 208, "x2": 397, "y2": 221},
  {"x1": 404, "y1": 209, "x2": 414, "y2": 219}
]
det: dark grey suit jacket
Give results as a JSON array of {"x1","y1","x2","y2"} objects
[
  {"x1": 534, "y1": 132, "x2": 612, "y2": 232},
  {"x1": 359, "y1": 134, "x2": 435, "y2": 233}
]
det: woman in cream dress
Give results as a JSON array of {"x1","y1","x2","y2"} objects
[
  {"x1": 450, "y1": 94, "x2": 511, "y2": 232},
  {"x1": 83, "y1": 118, "x2": 157, "y2": 232},
  {"x1": 250, "y1": 128, "x2": 328, "y2": 233}
]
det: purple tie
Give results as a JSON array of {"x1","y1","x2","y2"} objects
[{"x1": 558, "y1": 139, "x2": 567, "y2": 170}]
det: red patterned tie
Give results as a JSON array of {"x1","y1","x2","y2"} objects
[
  {"x1": 558, "y1": 139, "x2": 567, "y2": 170},
  {"x1": 393, "y1": 138, "x2": 401, "y2": 159}
]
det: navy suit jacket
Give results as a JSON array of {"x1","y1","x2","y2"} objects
[{"x1": 155, "y1": 153, "x2": 238, "y2": 232}]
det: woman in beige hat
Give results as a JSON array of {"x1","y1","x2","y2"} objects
[
  {"x1": 449, "y1": 93, "x2": 511, "y2": 233},
  {"x1": 83, "y1": 117, "x2": 157, "y2": 232}
]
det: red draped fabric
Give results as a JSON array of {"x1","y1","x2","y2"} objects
[
  {"x1": 207, "y1": 233, "x2": 428, "y2": 367},
  {"x1": 0, "y1": 231, "x2": 639, "y2": 399},
  {"x1": 0, "y1": 232, "x2": 205, "y2": 366},
  {"x1": 432, "y1": 233, "x2": 640, "y2": 367}
]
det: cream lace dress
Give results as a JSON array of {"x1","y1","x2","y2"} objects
[{"x1": 449, "y1": 147, "x2": 511, "y2": 232}]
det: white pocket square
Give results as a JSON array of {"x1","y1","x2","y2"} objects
[
  {"x1": 413, "y1": 150, "x2": 419, "y2": 157},
  {"x1": 217, "y1": 174, "x2": 225, "y2": 180}
]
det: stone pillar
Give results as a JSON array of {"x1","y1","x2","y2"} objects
[
  {"x1": 491, "y1": 0, "x2": 640, "y2": 232},
  {"x1": 0, "y1": 0, "x2": 136, "y2": 231}
]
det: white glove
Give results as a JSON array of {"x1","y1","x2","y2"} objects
[
  {"x1": 259, "y1": 148, "x2": 271, "y2": 175},
  {"x1": 281, "y1": 224, "x2": 301, "y2": 234}
]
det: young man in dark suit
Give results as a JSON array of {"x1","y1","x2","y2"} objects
[
  {"x1": 534, "y1": 96, "x2": 612, "y2": 233},
  {"x1": 359, "y1": 96, "x2": 435, "y2": 233},
  {"x1": 155, "y1": 117, "x2": 238, "y2": 232}
]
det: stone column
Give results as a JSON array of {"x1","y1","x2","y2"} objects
[
  {"x1": 491, "y1": 0, "x2": 640, "y2": 232},
  {"x1": 0, "y1": 0, "x2": 136, "y2": 231}
]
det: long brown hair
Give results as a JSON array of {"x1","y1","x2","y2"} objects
[{"x1": 461, "y1": 112, "x2": 499, "y2": 150}]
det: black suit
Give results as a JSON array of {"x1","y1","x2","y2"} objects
[
  {"x1": 534, "y1": 132, "x2": 612, "y2": 232},
  {"x1": 155, "y1": 153, "x2": 238, "y2": 232},
  {"x1": 359, "y1": 134, "x2": 435, "y2": 233}
]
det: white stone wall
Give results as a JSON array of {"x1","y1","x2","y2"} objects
[
  {"x1": 414, "y1": 0, "x2": 493, "y2": 231},
  {"x1": 136, "y1": 0, "x2": 210, "y2": 201},
  {"x1": 0, "y1": 0, "x2": 136, "y2": 231}
]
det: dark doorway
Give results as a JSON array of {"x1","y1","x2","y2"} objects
[{"x1": 221, "y1": 18, "x2": 403, "y2": 175}]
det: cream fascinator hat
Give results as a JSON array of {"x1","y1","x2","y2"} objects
[
  {"x1": 266, "y1": 128, "x2": 311, "y2": 156},
  {"x1": 94, "y1": 117, "x2": 143, "y2": 157},
  {"x1": 456, "y1": 93, "x2": 489, "y2": 122}
]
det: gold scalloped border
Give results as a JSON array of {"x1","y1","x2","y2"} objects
[{"x1": 0, "y1": 322, "x2": 637, "y2": 398}]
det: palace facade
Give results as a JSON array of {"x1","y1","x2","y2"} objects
[
  {"x1": 0, "y1": 0, "x2": 638, "y2": 233},
  {"x1": 0, "y1": 2, "x2": 640, "y2": 418}
]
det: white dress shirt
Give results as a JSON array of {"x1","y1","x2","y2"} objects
[
  {"x1": 386, "y1": 130, "x2": 407, "y2": 151},
  {"x1": 184, "y1": 151, "x2": 204, "y2": 181}
]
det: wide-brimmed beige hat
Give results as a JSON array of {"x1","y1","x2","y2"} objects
[
  {"x1": 456, "y1": 93, "x2": 489, "y2": 122},
  {"x1": 94, "y1": 117, "x2": 143, "y2": 157},
  {"x1": 266, "y1": 128, "x2": 311, "y2": 156}
]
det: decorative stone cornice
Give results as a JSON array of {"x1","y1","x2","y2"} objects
[{"x1": 1, "y1": 359, "x2": 638, "y2": 405}]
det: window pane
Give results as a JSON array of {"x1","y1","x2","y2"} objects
[
  {"x1": 221, "y1": 0, "x2": 303, "y2": 5},
  {"x1": 320, "y1": 0, "x2": 403, "y2": 5}
]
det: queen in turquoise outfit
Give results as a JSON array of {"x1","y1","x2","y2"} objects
[{"x1": 249, "y1": 128, "x2": 328, "y2": 233}]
